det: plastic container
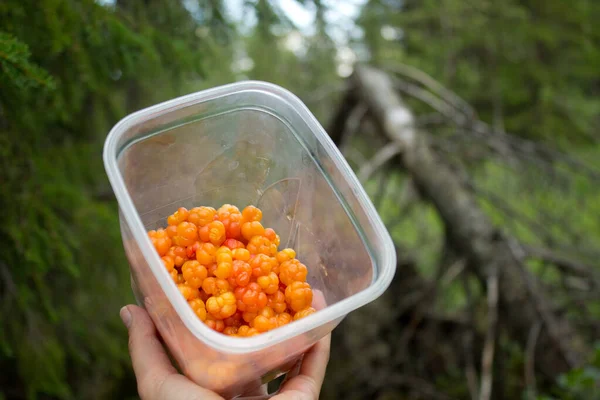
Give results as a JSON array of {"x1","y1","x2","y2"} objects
[{"x1": 103, "y1": 81, "x2": 396, "y2": 398}]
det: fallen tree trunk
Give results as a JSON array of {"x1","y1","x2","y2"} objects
[{"x1": 331, "y1": 65, "x2": 586, "y2": 383}]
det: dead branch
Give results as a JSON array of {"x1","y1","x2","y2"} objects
[
  {"x1": 343, "y1": 64, "x2": 586, "y2": 377},
  {"x1": 479, "y1": 271, "x2": 498, "y2": 400},
  {"x1": 357, "y1": 141, "x2": 403, "y2": 183},
  {"x1": 522, "y1": 245, "x2": 599, "y2": 282},
  {"x1": 525, "y1": 320, "x2": 543, "y2": 397}
]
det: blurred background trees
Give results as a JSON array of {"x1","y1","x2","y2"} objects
[{"x1": 0, "y1": 0, "x2": 598, "y2": 399}]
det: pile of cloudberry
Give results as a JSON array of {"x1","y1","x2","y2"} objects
[{"x1": 147, "y1": 204, "x2": 315, "y2": 337}]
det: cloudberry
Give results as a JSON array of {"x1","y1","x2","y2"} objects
[
  {"x1": 237, "y1": 325, "x2": 259, "y2": 337},
  {"x1": 217, "y1": 204, "x2": 242, "y2": 239},
  {"x1": 293, "y1": 307, "x2": 316, "y2": 321},
  {"x1": 242, "y1": 311, "x2": 257, "y2": 323},
  {"x1": 207, "y1": 263, "x2": 217, "y2": 277},
  {"x1": 167, "y1": 207, "x2": 189, "y2": 226},
  {"x1": 268, "y1": 290, "x2": 287, "y2": 314},
  {"x1": 198, "y1": 225, "x2": 210, "y2": 242},
  {"x1": 207, "y1": 221, "x2": 226, "y2": 246},
  {"x1": 206, "y1": 292, "x2": 237, "y2": 319},
  {"x1": 178, "y1": 283, "x2": 199, "y2": 301},
  {"x1": 205, "y1": 315, "x2": 225, "y2": 332},
  {"x1": 223, "y1": 326, "x2": 238, "y2": 336},
  {"x1": 173, "y1": 221, "x2": 198, "y2": 247},
  {"x1": 223, "y1": 238, "x2": 245, "y2": 250},
  {"x1": 196, "y1": 242, "x2": 216, "y2": 265},
  {"x1": 251, "y1": 307, "x2": 277, "y2": 332},
  {"x1": 279, "y1": 259, "x2": 308, "y2": 286},
  {"x1": 277, "y1": 312, "x2": 292, "y2": 327},
  {"x1": 182, "y1": 260, "x2": 208, "y2": 289},
  {"x1": 149, "y1": 229, "x2": 171, "y2": 256},
  {"x1": 242, "y1": 205, "x2": 262, "y2": 223},
  {"x1": 188, "y1": 298, "x2": 207, "y2": 321},
  {"x1": 285, "y1": 281, "x2": 313, "y2": 312},
  {"x1": 215, "y1": 246, "x2": 233, "y2": 279},
  {"x1": 188, "y1": 206, "x2": 216, "y2": 227},
  {"x1": 232, "y1": 248, "x2": 250, "y2": 262},
  {"x1": 167, "y1": 246, "x2": 187, "y2": 267},
  {"x1": 176, "y1": 274, "x2": 185, "y2": 284},
  {"x1": 202, "y1": 277, "x2": 230, "y2": 296},
  {"x1": 166, "y1": 224, "x2": 177, "y2": 238},
  {"x1": 234, "y1": 282, "x2": 268, "y2": 313},
  {"x1": 186, "y1": 241, "x2": 200, "y2": 259},
  {"x1": 247, "y1": 236, "x2": 276, "y2": 256},
  {"x1": 250, "y1": 254, "x2": 276, "y2": 277},
  {"x1": 241, "y1": 221, "x2": 265, "y2": 241},
  {"x1": 252, "y1": 315, "x2": 277, "y2": 332},
  {"x1": 264, "y1": 228, "x2": 280, "y2": 246},
  {"x1": 170, "y1": 269, "x2": 179, "y2": 282},
  {"x1": 228, "y1": 260, "x2": 252, "y2": 287},
  {"x1": 276, "y1": 248, "x2": 296, "y2": 264},
  {"x1": 161, "y1": 255, "x2": 175, "y2": 273},
  {"x1": 257, "y1": 272, "x2": 279, "y2": 295}
]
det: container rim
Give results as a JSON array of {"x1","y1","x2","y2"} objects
[{"x1": 103, "y1": 80, "x2": 397, "y2": 354}]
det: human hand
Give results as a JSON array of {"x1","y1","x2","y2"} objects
[{"x1": 120, "y1": 304, "x2": 331, "y2": 400}]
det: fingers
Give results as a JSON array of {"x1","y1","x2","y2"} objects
[
  {"x1": 121, "y1": 305, "x2": 178, "y2": 399},
  {"x1": 278, "y1": 333, "x2": 331, "y2": 399}
]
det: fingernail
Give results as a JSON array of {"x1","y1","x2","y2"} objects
[{"x1": 120, "y1": 306, "x2": 132, "y2": 328}]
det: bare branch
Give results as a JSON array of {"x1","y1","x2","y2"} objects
[
  {"x1": 358, "y1": 141, "x2": 403, "y2": 183},
  {"x1": 522, "y1": 245, "x2": 599, "y2": 282},
  {"x1": 525, "y1": 321, "x2": 543, "y2": 398},
  {"x1": 479, "y1": 272, "x2": 499, "y2": 400}
]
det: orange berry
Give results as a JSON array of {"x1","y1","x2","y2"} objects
[
  {"x1": 207, "y1": 263, "x2": 218, "y2": 277},
  {"x1": 247, "y1": 236, "x2": 276, "y2": 256},
  {"x1": 199, "y1": 225, "x2": 210, "y2": 242},
  {"x1": 186, "y1": 241, "x2": 200, "y2": 259},
  {"x1": 161, "y1": 255, "x2": 175, "y2": 273},
  {"x1": 242, "y1": 205, "x2": 262, "y2": 223},
  {"x1": 176, "y1": 274, "x2": 185, "y2": 284},
  {"x1": 223, "y1": 238, "x2": 245, "y2": 250},
  {"x1": 252, "y1": 315, "x2": 276, "y2": 332},
  {"x1": 223, "y1": 326, "x2": 238, "y2": 336},
  {"x1": 264, "y1": 228, "x2": 280, "y2": 246},
  {"x1": 268, "y1": 290, "x2": 287, "y2": 314},
  {"x1": 206, "y1": 292, "x2": 237, "y2": 319},
  {"x1": 207, "y1": 221, "x2": 226, "y2": 246},
  {"x1": 188, "y1": 206, "x2": 216, "y2": 227},
  {"x1": 279, "y1": 259, "x2": 308, "y2": 286},
  {"x1": 166, "y1": 225, "x2": 177, "y2": 238},
  {"x1": 196, "y1": 242, "x2": 217, "y2": 265},
  {"x1": 232, "y1": 248, "x2": 250, "y2": 262},
  {"x1": 170, "y1": 269, "x2": 179, "y2": 282},
  {"x1": 149, "y1": 229, "x2": 172, "y2": 256},
  {"x1": 234, "y1": 282, "x2": 268, "y2": 313},
  {"x1": 237, "y1": 325, "x2": 251, "y2": 337},
  {"x1": 182, "y1": 260, "x2": 208, "y2": 289},
  {"x1": 188, "y1": 298, "x2": 207, "y2": 321},
  {"x1": 257, "y1": 272, "x2": 279, "y2": 295},
  {"x1": 217, "y1": 204, "x2": 243, "y2": 240},
  {"x1": 167, "y1": 246, "x2": 187, "y2": 267},
  {"x1": 241, "y1": 221, "x2": 265, "y2": 241},
  {"x1": 173, "y1": 221, "x2": 198, "y2": 247},
  {"x1": 277, "y1": 312, "x2": 293, "y2": 327},
  {"x1": 242, "y1": 311, "x2": 257, "y2": 323},
  {"x1": 228, "y1": 260, "x2": 252, "y2": 287},
  {"x1": 285, "y1": 281, "x2": 313, "y2": 312},
  {"x1": 202, "y1": 277, "x2": 231, "y2": 296},
  {"x1": 276, "y1": 248, "x2": 296, "y2": 264},
  {"x1": 205, "y1": 315, "x2": 225, "y2": 332},
  {"x1": 167, "y1": 207, "x2": 189, "y2": 226},
  {"x1": 250, "y1": 254, "x2": 276, "y2": 277},
  {"x1": 293, "y1": 307, "x2": 316, "y2": 321},
  {"x1": 215, "y1": 246, "x2": 233, "y2": 279},
  {"x1": 178, "y1": 283, "x2": 199, "y2": 301}
]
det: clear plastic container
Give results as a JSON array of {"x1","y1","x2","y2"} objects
[{"x1": 103, "y1": 81, "x2": 396, "y2": 398}]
